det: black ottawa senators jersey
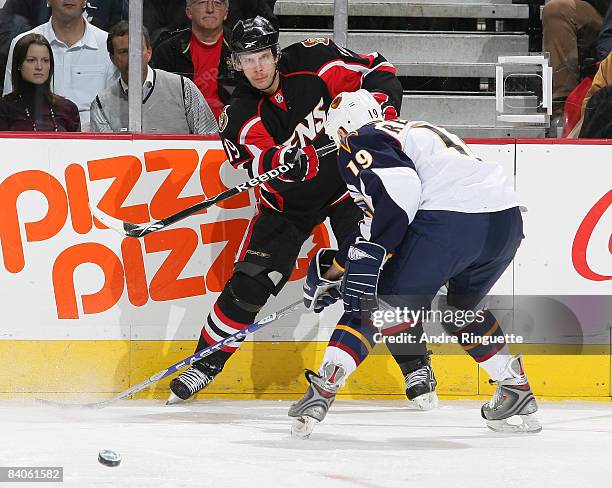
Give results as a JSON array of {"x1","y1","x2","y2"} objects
[{"x1": 219, "y1": 37, "x2": 402, "y2": 217}]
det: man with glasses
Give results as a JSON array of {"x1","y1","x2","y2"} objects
[
  {"x1": 90, "y1": 21, "x2": 217, "y2": 134},
  {"x1": 167, "y1": 16, "x2": 439, "y2": 412},
  {"x1": 152, "y1": 0, "x2": 237, "y2": 119}
]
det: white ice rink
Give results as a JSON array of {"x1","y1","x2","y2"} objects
[{"x1": 1, "y1": 399, "x2": 611, "y2": 487}]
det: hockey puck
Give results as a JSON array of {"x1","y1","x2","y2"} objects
[{"x1": 98, "y1": 449, "x2": 121, "y2": 467}]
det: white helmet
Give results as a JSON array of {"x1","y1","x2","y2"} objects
[{"x1": 324, "y1": 89, "x2": 383, "y2": 146}]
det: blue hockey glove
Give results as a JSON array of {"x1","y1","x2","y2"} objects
[
  {"x1": 303, "y1": 248, "x2": 342, "y2": 313},
  {"x1": 340, "y1": 239, "x2": 387, "y2": 314}
]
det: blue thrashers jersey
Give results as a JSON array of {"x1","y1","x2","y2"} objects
[{"x1": 336, "y1": 119, "x2": 522, "y2": 254}]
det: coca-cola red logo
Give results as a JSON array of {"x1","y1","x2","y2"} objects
[{"x1": 572, "y1": 190, "x2": 612, "y2": 281}]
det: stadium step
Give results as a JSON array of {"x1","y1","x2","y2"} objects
[
  {"x1": 451, "y1": 126, "x2": 546, "y2": 138},
  {"x1": 402, "y1": 93, "x2": 539, "y2": 125},
  {"x1": 274, "y1": 0, "x2": 528, "y2": 19},
  {"x1": 278, "y1": 31, "x2": 529, "y2": 75}
]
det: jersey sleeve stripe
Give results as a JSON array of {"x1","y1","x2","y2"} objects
[
  {"x1": 258, "y1": 191, "x2": 280, "y2": 211},
  {"x1": 317, "y1": 59, "x2": 375, "y2": 78},
  {"x1": 238, "y1": 116, "x2": 262, "y2": 144},
  {"x1": 330, "y1": 190, "x2": 351, "y2": 206},
  {"x1": 365, "y1": 62, "x2": 397, "y2": 76}
]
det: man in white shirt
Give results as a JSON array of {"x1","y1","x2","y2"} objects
[{"x1": 3, "y1": 0, "x2": 117, "y2": 130}]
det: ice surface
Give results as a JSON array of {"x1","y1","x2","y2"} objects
[{"x1": 0, "y1": 399, "x2": 610, "y2": 487}]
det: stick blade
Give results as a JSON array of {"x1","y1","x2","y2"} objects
[
  {"x1": 89, "y1": 205, "x2": 150, "y2": 238},
  {"x1": 89, "y1": 205, "x2": 130, "y2": 236}
]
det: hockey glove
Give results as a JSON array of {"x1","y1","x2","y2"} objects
[
  {"x1": 341, "y1": 239, "x2": 387, "y2": 314},
  {"x1": 371, "y1": 92, "x2": 399, "y2": 120},
  {"x1": 303, "y1": 248, "x2": 342, "y2": 313},
  {"x1": 279, "y1": 145, "x2": 319, "y2": 182}
]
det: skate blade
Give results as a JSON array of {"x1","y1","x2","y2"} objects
[
  {"x1": 291, "y1": 416, "x2": 319, "y2": 439},
  {"x1": 486, "y1": 413, "x2": 542, "y2": 433},
  {"x1": 411, "y1": 392, "x2": 439, "y2": 411},
  {"x1": 165, "y1": 392, "x2": 184, "y2": 406}
]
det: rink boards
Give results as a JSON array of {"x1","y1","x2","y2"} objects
[{"x1": 0, "y1": 134, "x2": 610, "y2": 400}]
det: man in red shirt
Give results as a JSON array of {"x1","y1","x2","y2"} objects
[{"x1": 152, "y1": 0, "x2": 237, "y2": 119}]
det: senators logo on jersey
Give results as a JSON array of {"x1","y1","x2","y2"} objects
[
  {"x1": 218, "y1": 106, "x2": 229, "y2": 132},
  {"x1": 301, "y1": 38, "x2": 331, "y2": 48}
]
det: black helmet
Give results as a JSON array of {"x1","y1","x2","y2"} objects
[{"x1": 231, "y1": 16, "x2": 279, "y2": 55}]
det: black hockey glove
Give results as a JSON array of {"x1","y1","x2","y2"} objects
[
  {"x1": 303, "y1": 248, "x2": 342, "y2": 313},
  {"x1": 340, "y1": 239, "x2": 387, "y2": 314},
  {"x1": 280, "y1": 145, "x2": 319, "y2": 182}
]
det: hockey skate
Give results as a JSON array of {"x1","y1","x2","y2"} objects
[
  {"x1": 481, "y1": 355, "x2": 541, "y2": 433},
  {"x1": 404, "y1": 353, "x2": 439, "y2": 411},
  {"x1": 166, "y1": 360, "x2": 223, "y2": 405},
  {"x1": 288, "y1": 362, "x2": 345, "y2": 439}
]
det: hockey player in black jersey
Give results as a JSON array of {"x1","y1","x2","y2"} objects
[
  {"x1": 289, "y1": 90, "x2": 541, "y2": 437},
  {"x1": 168, "y1": 17, "x2": 438, "y2": 407}
]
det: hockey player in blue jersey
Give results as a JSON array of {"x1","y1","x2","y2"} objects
[{"x1": 288, "y1": 89, "x2": 541, "y2": 437}]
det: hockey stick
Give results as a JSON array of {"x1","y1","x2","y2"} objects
[
  {"x1": 37, "y1": 299, "x2": 303, "y2": 410},
  {"x1": 91, "y1": 142, "x2": 338, "y2": 238}
]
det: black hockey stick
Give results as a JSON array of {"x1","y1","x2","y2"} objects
[
  {"x1": 91, "y1": 142, "x2": 338, "y2": 238},
  {"x1": 36, "y1": 299, "x2": 303, "y2": 409}
]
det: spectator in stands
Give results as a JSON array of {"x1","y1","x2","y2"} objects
[
  {"x1": 542, "y1": 0, "x2": 611, "y2": 109},
  {"x1": 564, "y1": 14, "x2": 612, "y2": 137},
  {"x1": 145, "y1": 0, "x2": 278, "y2": 47},
  {"x1": 90, "y1": 21, "x2": 218, "y2": 134},
  {"x1": 151, "y1": 0, "x2": 237, "y2": 119},
  {"x1": 579, "y1": 83, "x2": 612, "y2": 136},
  {"x1": 0, "y1": 0, "x2": 126, "y2": 86},
  {"x1": 3, "y1": 0, "x2": 117, "y2": 130},
  {"x1": 0, "y1": 33, "x2": 80, "y2": 131},
  {"x1": 0, "y1": 0, "x2": 126, "y2": 32},
  {"x1": 597, "y1": 3, "x2": 612, "y2": 59},
  {"x1": 582, "y1": 47, "x2": 612, "y2": 109}
]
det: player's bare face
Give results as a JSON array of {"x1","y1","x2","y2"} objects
[{"x1": 239, "y1": 50, "x2": 279, "y2": 94}]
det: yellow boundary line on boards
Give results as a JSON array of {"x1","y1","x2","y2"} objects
[{"x1": 0, "y1": 341, "x2": 609, "y2": 399}]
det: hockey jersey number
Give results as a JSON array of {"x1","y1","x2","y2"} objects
[{"x1": 346, "y1": 149, "x2": 374, "y2": 176}]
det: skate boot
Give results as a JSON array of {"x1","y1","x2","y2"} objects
[
  {"x1": 167, "y1": 360, "x2": 223, "y2": 405},
  {"x1": 481, "y1": 355, "x2": 541, "y2": 433},
  {"x1": 404, "y1": 353, "x2": 439, "y2": 411},
  {"x1": 288, "y1": 362, "x2": 345, "y2": 439}
]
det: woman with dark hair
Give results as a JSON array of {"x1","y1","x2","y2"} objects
[{"x1": 0, "y1": 33, "x2": 80, "y2": 131}]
